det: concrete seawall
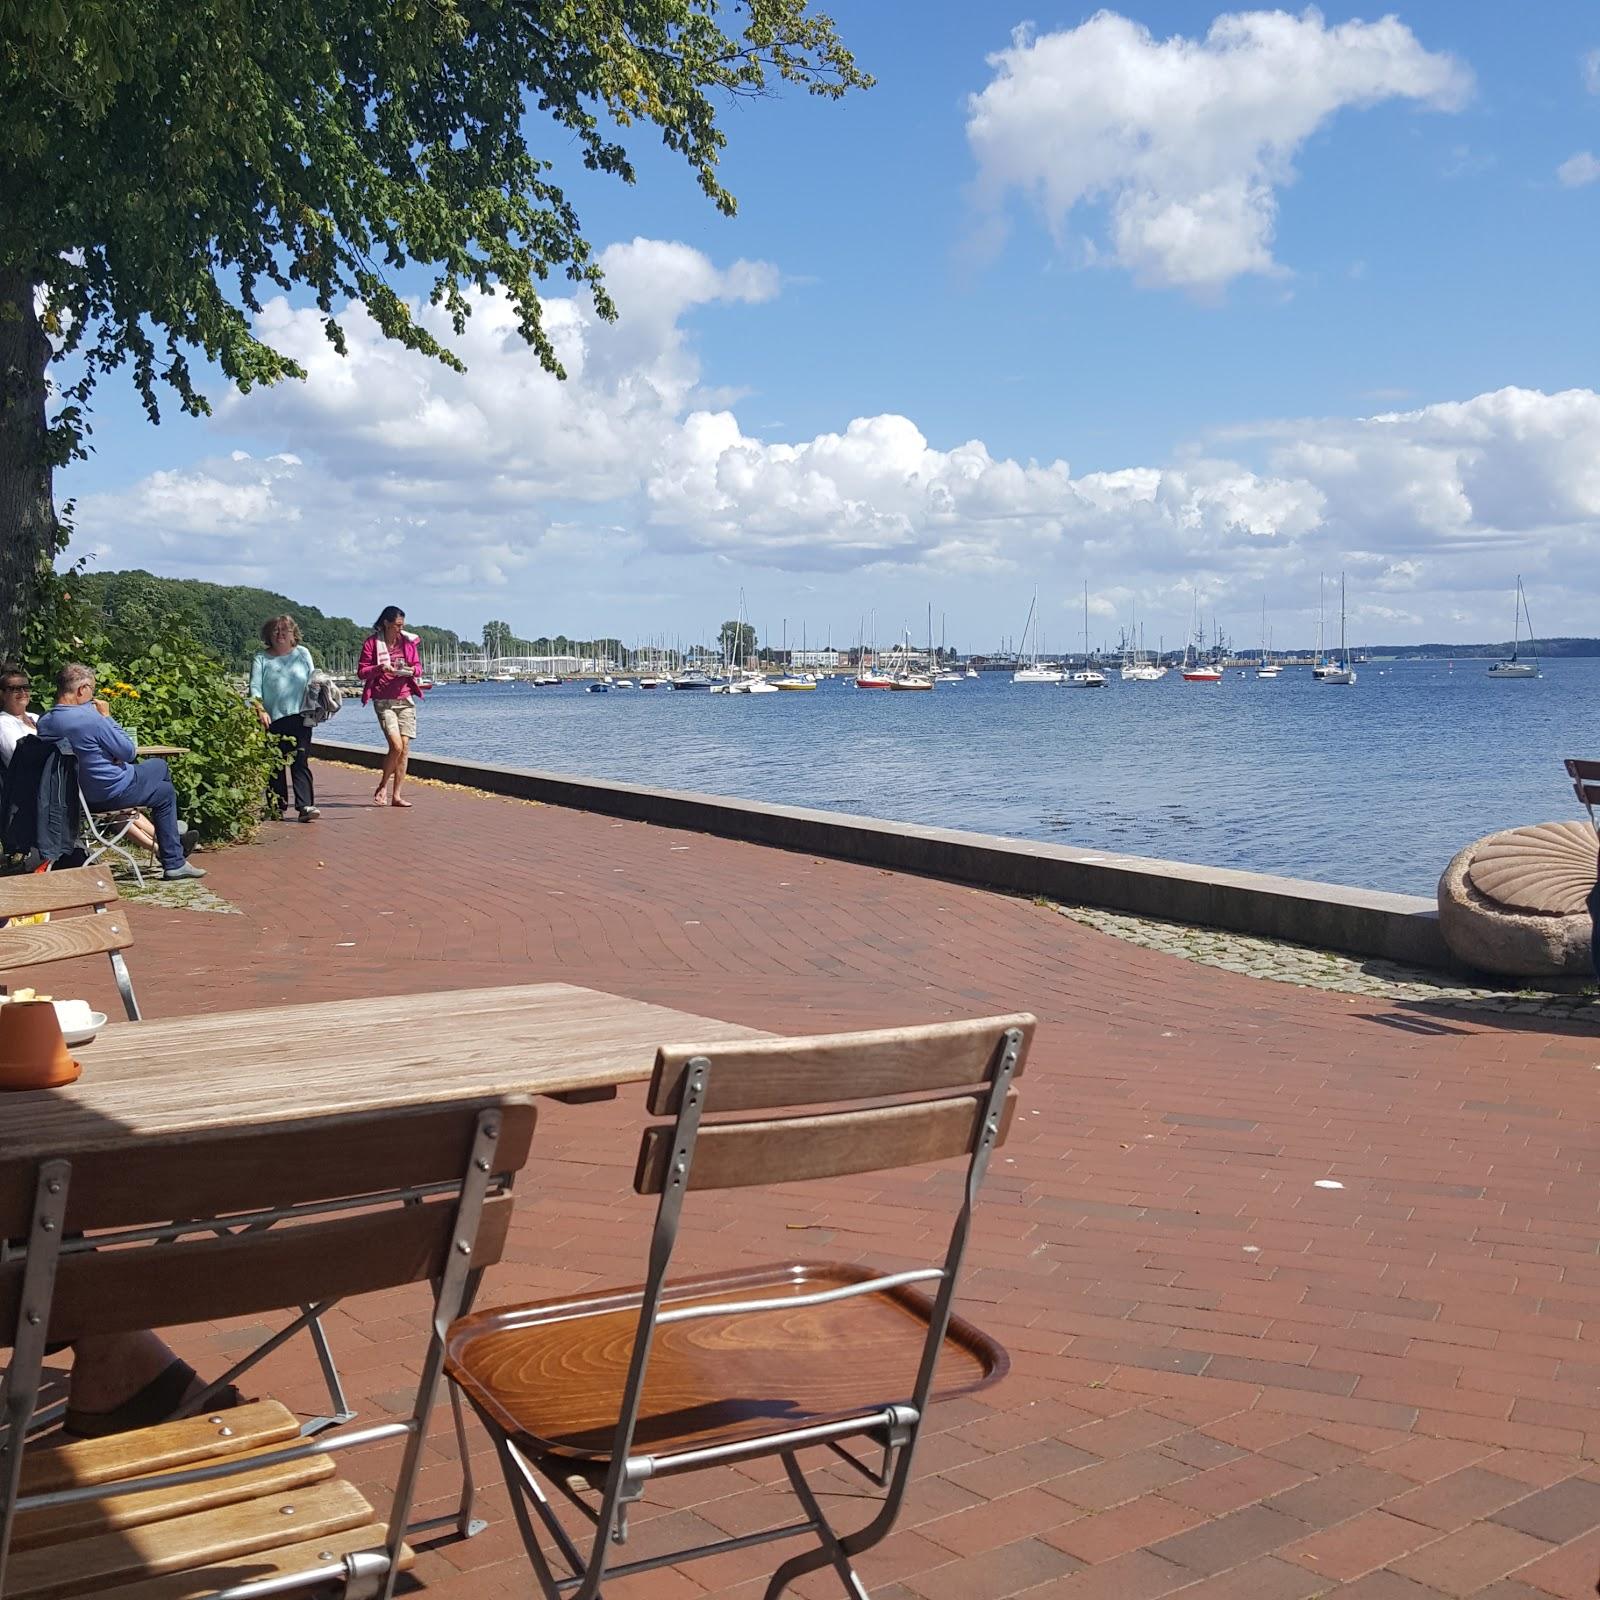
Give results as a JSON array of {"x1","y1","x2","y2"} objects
[{"x1": 315, "y1": 737, "x2": 1453, "y2": 971}]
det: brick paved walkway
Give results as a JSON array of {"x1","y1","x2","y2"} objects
[{"x1": 53, "y1": 764, "x2": 1600, "y2": 1599}]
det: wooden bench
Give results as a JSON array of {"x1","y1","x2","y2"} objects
[
  {"x1": 0, "y1": 866, "x2": 140, "y2": 1022},
  {"x1": 0, "y1": 1095, "x2": 537, "y2": 1598}
]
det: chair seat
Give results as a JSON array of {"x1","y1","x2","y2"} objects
[
  {"x1": 446, "y1": 1260, "x2": 1007, "y2": 1468},
  {"x1": 8, "y1": 1400, "x2": 411, "y2": 1599}
]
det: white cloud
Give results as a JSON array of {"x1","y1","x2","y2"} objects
[
  {"x1": 72, "y1": 241, "x2": 1600, "y2": 643},
  {"x1": 964, "y1": 8, "x2": 1471, "y2": 293},
  {"x1": 1556, "y1": 151, "x2": 1600, "y2": 188}
]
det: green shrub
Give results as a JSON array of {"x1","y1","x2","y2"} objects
[
  {"x1": 97, "y1": 639, "x2": 277, "y2": 845},
  {"x1": 19, "y1": 565, "x2": 277, "y2": 846}
]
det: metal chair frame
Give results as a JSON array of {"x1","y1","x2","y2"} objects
[
  {"x1": 463, "y1": 1024, "x2": 1025, "y2": 1600},
  {"x1": 0, "y1": 1105, "x2": 513, "y2": 1600},
  {"x1": 77, "y1": 787, "x2": 150, "y2": 888}
]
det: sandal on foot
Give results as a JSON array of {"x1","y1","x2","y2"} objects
[
  {"x1": 390, "y1": 796, "x2": 413, "y2": 808},
  {"x1": 372, "y1": 789, "x2": 389, "y2": 806},
  {"x1": 62, "y1": 1359, "x2": 243, "y2": 1440}
]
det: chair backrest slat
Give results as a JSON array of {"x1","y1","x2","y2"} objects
[
  {"x1": 0, "y1": 1193, "x2": 517, "y2": 1342},
  {"x1": 0, "y1": 913, "x2": 131, "y2": 977},
  {"x1": 0, "y1": 1101, "x2": 538, "y2": 1238},
  {"x1": 1566, "y1": 758, "x2": 1600, "y2": 783},
  {"x1": 635, "y1": 1089, "x2": 1019, "y2": 1193},
  {"x1": 646, "y1": 1014, "x2": 1035, "y2": 1115},
  {"x1": 0, "y1": 1097, "x2": 535, "y2": 1342},
  {"x1": 0, "y1": 868, "x2": 122, "y2": 921}
]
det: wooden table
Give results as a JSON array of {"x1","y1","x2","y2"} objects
[
  {"x1": 135, "y1": 744, "x2": 190, "y2": 758},
  {"x1": 0, "y1": 983, "x2": 770, "y2": 1159}
]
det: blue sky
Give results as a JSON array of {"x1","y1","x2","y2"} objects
[{"x1": 67, "y1": 4, "x2": 1600, "y2": 654}]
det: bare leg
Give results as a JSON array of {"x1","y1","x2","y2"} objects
[
  {"x1": 390, "y1": 735, "x2": 412, "y2": 805},
  {"x1": 375, "y1": 725, "x2": 403, "y2": 802}
]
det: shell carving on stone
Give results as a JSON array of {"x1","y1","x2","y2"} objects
[{"x1": 1466, "y1": 821, "x2": 1600, "y2": 916}]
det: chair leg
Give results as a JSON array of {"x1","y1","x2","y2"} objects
[
  {"x1": 492, "y1": 1432, "x2": 570, "y2": 1600},
  {"x1": 108, "y1": 949, "x2": 141, "y2": 1020},
  {"x1": 302, "y1": 1309, "x2": 356, "y2": 1435},
  {"x1": 762, "y1": 1452, "x2": 871, "y2": 1600},
  {"x1": 763, "y1": 1433, "x2": 919, "y2": 1600},
  {"x1": 446, "y1": 1381, "x2": 486, "y2": 1538}
]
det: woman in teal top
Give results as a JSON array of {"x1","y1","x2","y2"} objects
[{"x1": 249, "y1": 615, "x2": 320, "y2": 820}]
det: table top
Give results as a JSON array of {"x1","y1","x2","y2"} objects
[
  {"x1": 135, "y1": 744, "x2": 191, "y2": 758},
  {"x1": 0, "y1": 983, "x2": 770, "y2": 1160}
]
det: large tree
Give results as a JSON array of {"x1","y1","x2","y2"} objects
[
  {"x1": 719, "y1": 618, "x2": 757, "y2": 665},
  {"x1": 0, "y1": 2, "x2": 868, "y2": 658}
]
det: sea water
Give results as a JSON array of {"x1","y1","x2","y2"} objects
[{"x1": 333, "y1": 659, "x2": 1600, "y2": 897}]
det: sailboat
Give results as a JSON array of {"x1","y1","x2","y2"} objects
[
  {"x1": 774, "y1": 620, "x2": 818, "y2": 689},
  {"x1": 1487, "y1": 578, "x2": 1540, "y2": 678},
  {"x1": 1311, "y1": 575, "x2": 1335, "y2": 679},
  {"x1": 1013, "y1": 593, "x2": 1065, "y2": 682},
  {"x1": 855, "y1": 610, "x2": 894, "y2": 688},
  {"x1": 887, "y1": 614, "x2": 934, "y2": 690},
  {"x1": 1121, "y1": 611, "x2": 1167, "y2": 681},
  {"x1": 1320, "y1": 573, "x2": 1357, "y2": 685},
  {"x1": 1256, "y1": 598, "x2": 1280, "y2": 678},
  {"x1": 1180, "y1": 592, "x2": 1222, "y2": 682},
  {"x1": 934, "y1": 613, "x2": 966, "y2": 681},
  {"x1": 1065, "y1": 581, "x2": 1107, "y2": 687}
]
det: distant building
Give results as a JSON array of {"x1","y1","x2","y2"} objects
[
  {"x1": 789, "y1": 648, "x2": 842, "y2": 668},
  {"x1": 500, "y1": 654, "x2": 586, "y2": 675}
]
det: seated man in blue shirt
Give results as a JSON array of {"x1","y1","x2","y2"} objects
[{"x1": 36, "y1": 662, "x2": 205, "y2": 881}]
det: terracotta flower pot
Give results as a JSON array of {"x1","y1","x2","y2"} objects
[{"x1": 0, "y1": 999, "x2": 81, "y2": 1090}]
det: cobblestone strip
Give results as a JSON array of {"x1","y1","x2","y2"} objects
[
  {"x1": 1054, "y1": 902, "x2": 1598, "y2": 1019},
  {"x1": 118, "y1": 878, "x2": 241, "y2": 915}
]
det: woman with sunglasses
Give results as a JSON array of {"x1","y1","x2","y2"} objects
[{"x1": 0, "y1": 665, "x2": 37, "y2": 767}]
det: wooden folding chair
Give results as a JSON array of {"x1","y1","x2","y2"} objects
[
  {"x1": 0, "y1": 1094, "x2": 536, "y2": 1599},
  {"x1": 446, "y1": 1013, "x2": 1035, "y2": 1600},
  {"x1": 0, "y1": 868, "x2": 368, "y2": 1440},
  {"x1": 0, "y1": 866, "x2": 141, "y2": 1022}
]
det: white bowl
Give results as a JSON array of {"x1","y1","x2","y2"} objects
[{"x1": 52, "y1": 1002, "x2": 106, "y2": 1046}]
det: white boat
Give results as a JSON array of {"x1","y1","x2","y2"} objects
[
  {"x1": 1120, "y1": 615, "x2": 1166, "y2": 680},
  {"x1": 882, "y1": 625, "x2": 935, "y2": 690},
  {"x1": 1488, "y1": 577, "x2": 1540, "y2": 678},
  {"x1": 1320, "y1": 574, "x2": 1357, "y2": 685},
  {"x1": 1180, "y1": 592, "x2": 1222, "y2": 682},
  {"x1": 1256, "y1": 599, "x2": 1280, "y2": 677},
  {"x1": 774, "y1": 674, "x2": 817, "y2": 690},
  {"x1": 1063, "y1": 582, "x2": 1108, "y2": 686},
  {"x1": 1012, "y1": 593, "x2": 1065, "y2": 682},
  {"x1": 670, "y1": 670, "x2": 712, "y2": 690},
  {"x1": 965, "y1": 665, "x2": 979, "y2": 679},
  {"x1": 1310, "y1": 575, "x2": 1336, "y2": 678}
]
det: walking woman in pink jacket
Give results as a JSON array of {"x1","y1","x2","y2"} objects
[{"x1": 357, "y1": 605, "x2": 427, "y2": 807}]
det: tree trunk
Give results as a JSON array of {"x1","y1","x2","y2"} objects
[{"x1": 0, "y1": 270, "x2": 58, "y2": 663}]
